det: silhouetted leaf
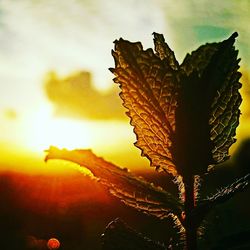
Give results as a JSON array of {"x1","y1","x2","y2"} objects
[
  {"x1": 45, "y1": 146, "x2": 183, "y2": 219},
  {"x1": 101, "y1": 218, "x2": 167, "y2": 250},
  {"x1": 194, "y1": 174, "x2": 250, "y2": 224},
  {"x1": 203, "y1": 173, "x2": 249, "y2": 206},
  {"x1": 173, "y1": 33, "x2": 242, "y2": 175},
  {"x1": 180, "y1": 33, "x2": 242, "y2": 169}
]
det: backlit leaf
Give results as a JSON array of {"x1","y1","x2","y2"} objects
[
  {"x1": 110, "y1": 35, "x2": 180, "y2": 175},
  {"x1": 201, "y1": 173, "x2": 249, "y2": 208},
  {"x1": 102, "y1": 218, "x2": 167, "y2": 250},
  {"x1": 194, "y1": 174, "x2": 250, "y2": 225},
  {"x1": 45, "y1": 146, "x2": 183, "y2": 219},
  {"x1": 110, "y1": 32, "x2": 242, "y2": 176}
]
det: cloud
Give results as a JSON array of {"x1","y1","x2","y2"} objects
[
  {"x1": 0, "y1": 0, "x2": 167, "y2": 88},
  {"x1": 0, "y1": 0, "x2": 249, "y2": 120},
  {"x1": 0, "y1": 0, "x2": 169, "y2": 114},
  {"x1": 44, "y1": 70, "x2": 126, "y2": 120}
]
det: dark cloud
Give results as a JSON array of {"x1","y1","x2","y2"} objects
[{"x1": 44, "y1": 71, "x2": 126, "y2": 120}]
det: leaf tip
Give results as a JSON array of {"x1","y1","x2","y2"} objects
[
  {"x1": 109, "y1": 67, "x2": 115, "y2": 73},
  {"x1": 231, "y1": 32, "x2": 238, "y2": 39}
]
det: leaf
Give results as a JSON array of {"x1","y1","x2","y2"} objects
[
  {"x1": 110, "y1": 36, "x2": 180, "y2": 175},
  {"x1": 172, "y1": 32, "x2": 242, "y2": 175},
  {"x1": 208, "y1": 35, "x2": 242, "y2": 165},
  {"x1": 202, "y1": 173, "x2": 249, "y2": 207},
  {"x1": 45, "y1": 146, "x2": 183, "y2": 219},
  {"x1": 111, "y1": 32, "x2": 242, "y2": 176},
  {"x1": 101, "y1": 218, "x2": 167, "y2": 250},
  {"x1": 181, "y1": 32, "x2": 242, "y2": 167},
  {"x1": 194, "y1": 174, "x2": 250, "y2": 225}
]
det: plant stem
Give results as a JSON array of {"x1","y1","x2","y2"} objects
[{"x1": 184, "y1": 175, "x2": 197, "y2": 250}]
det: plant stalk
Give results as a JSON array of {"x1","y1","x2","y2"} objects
[{"x1": 184, "y1": 175, "x2": 197, "y2": 250}]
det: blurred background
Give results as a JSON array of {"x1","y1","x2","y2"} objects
[{"x1": 0, "y1": 0, "x2": 249, "y2": 249}]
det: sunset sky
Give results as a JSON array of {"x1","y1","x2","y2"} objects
[{"x1": 0, "y1": 0, "x2": 249, "y2": 172}]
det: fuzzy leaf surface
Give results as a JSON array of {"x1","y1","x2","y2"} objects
[
  {"x1": 194, "y1": 174, "x2": 250, "y2": 225},
  {"x1": 45, "y1": 146, "x2": 183, "y2": 219},
  {"x1": 201, "y1": 173, "x2": 250, "y2": 208},
  {"x1": 102, "y1": 218, "x2": 167, "y2": 250},
  {"x1": 110, "y1": 37, "x2": 180, "y2": 175},
  {"x1": 111, "y1": 33, "x2": 242, "y2": 176}
]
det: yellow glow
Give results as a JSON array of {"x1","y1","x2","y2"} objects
[
  {"x1": 0, "y1": 99, "x2": 149, "y2": 174},
  {"x1": 20, "y1": 103, "x2": 140, "y2": 161},
  {"x1": 23, "y1": 103, "x2": 95, "y2": 152}
]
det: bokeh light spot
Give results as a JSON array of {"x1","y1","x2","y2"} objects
[{"x1": 47, "y1": 238, "x2": 60, "y2": 249}]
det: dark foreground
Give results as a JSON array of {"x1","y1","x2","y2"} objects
[{"x1": 0, "y1": 143, "x2": 250, "y2": 250}]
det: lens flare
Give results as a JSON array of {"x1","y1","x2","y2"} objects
[{"x1": 47, "y1": 238, "x2": 60, "y2": 249}]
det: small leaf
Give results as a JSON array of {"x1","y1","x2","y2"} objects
[
  {"x1": 202, "y1": 173, "x2": 249, "y2": 207},
  {"x1": 194, "y1": 174, "x2": 250, "y2": 225},
  {"x1": 45, "y1": 146, "x2": 183, "y2": 219},
  {"x1": 101, "y1": 218, "x2": 167, "y2": 250}
]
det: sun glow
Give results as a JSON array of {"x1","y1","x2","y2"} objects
[
  {"x1": 23, "y1": 104, "x2": 95, "y2": 153},
  {"x1": 0, "y1": 100, "x2": 148, "y2": 173},
  {"x1": 21, "y1": 102, "x2": 135, "y2": 156}
]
